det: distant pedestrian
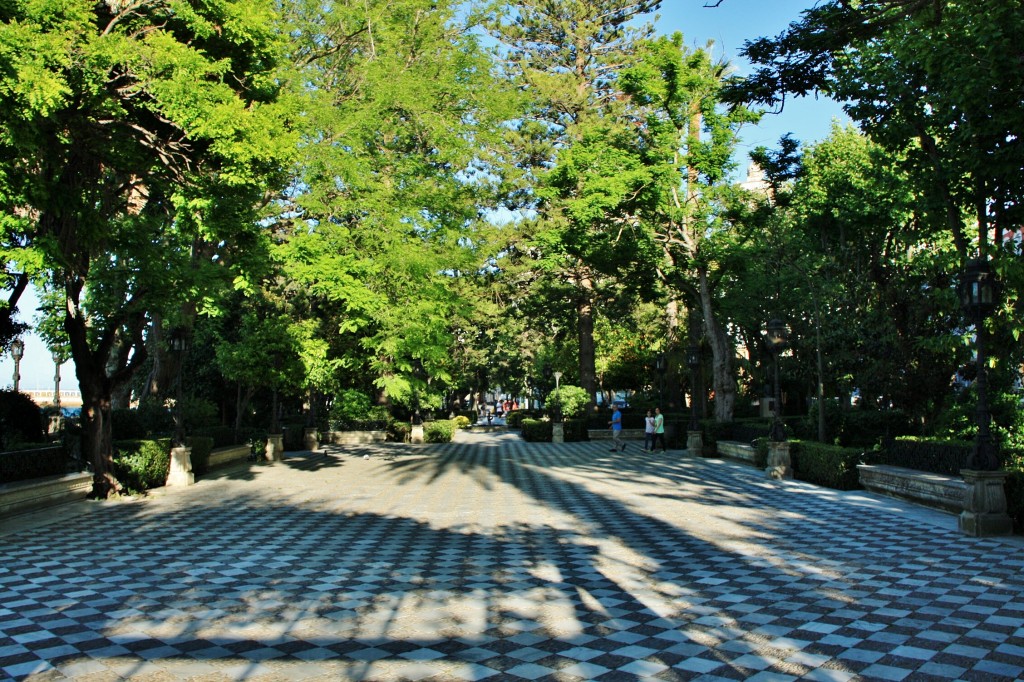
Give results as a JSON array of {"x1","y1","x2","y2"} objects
[
  {"x1": 644, "y1": 410, "x2": 656, "y2": 452},
  {"x1": 652, "y1": 407, "x2": 666, "y2": 452},
  {"x1": 609, "y1": 406, "x2": 625, "y2": 452}
]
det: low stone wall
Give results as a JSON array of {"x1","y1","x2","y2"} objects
[
  {"x1": 716, "y1": 440, "x2": 757, "y2": 465},
  {"x1": 858, "y1": 464, "x2": 967, "y2": 514},
  {"x1": 0, "y1": 471, "x2": 93, "y2": 517},
  {"x1": 207, "y1": 444, "x2": 252, "y2": 470},
  {"x1": 327, "y1": 430, "x2": 388, "y2": 445},
  {"x1": 588, "y1": 428, "x2": 646, "y2": 441}
]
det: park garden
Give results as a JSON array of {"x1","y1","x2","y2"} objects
[{"x1": 0, "y1": 1, "x2": 1021, "y2": 530}]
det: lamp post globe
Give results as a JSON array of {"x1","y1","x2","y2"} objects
[{"x1": 10, "y1": 338, "x2": 24, "y2": 392}]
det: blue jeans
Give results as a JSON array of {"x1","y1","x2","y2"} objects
[{"x1": 644, "y1": 432, "x2": 655, "y2": 450}]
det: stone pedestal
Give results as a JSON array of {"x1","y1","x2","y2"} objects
[
  {"x1": 552, "y1": 422, "x2": 564, "y2": 443},
  {"x1": 686, "y1": 430, "x2": 703, "y2": 457},
  {"x1": 766, "y1": 441, "x2": 792, "y2": 480},
  {"x1": 411, "y1": 424, "x2": 424, "y2": 444},
  {"x1": 303, "y1": 427, "x2": 320, "y2": 451},
  {"x1": 166, "y1": 446, "x2": 194, "y2": 486},
  {"x1": 265, "y1": 434, "x2": 284, "y2": 462},
  {"x1": 958, "y1": 469, "x2": 1013, "y2": 537}
]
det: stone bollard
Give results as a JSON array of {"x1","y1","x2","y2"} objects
[
  {"x1": 958, "y1": 469, "x2": 1013, "y2": 537},
  {"x1": 552, "y1": 422, "x2": 564, "y2": 443},
  {"x1": 265, "y1": 433, "x2": 284, "y2": 461},
  {"x1": 411, "y1": 424, "x2": 424, "y2": 444},
  {"x1": 166, "y1": 445, "x2": 194, "y2": 486},
  {"x1": 765, "y1": 441, "x2": 792, "y2": 480},
  {"x1": 686, "y1": 430, "x2": 703, "y2": 457},
  {"x1": 303, "y1": 427, "x2": 320, "y2": 451}
]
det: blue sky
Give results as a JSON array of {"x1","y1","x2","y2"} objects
[{"x1": 655, "y1": 0, "x2": 851, "y2": 162}]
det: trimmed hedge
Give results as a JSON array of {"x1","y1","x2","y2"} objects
[
  {"x1": 880, "y1": 437, "x2": 972, "y2": 476},
  {"x1": 561, "y1": 419, "x2": 588, "y2": 442},
  {"x1": 0, "y1": 445, "x2": 69, "y2": 484},
  {"x1": 186, "y1": 436, "x2": 214, "y2": 476},
  {"x1": 112, "y1": 438, "x2": 171, "y2": 495},
  {"x1": 191, "y1": 425, "x2": 238, "y2": 448},
  {"x1": 505, "y1": 410, "x2": 538, "y2": 428},
  {"x1": 282, "y1": 422, "x2": 306, "y2": 451},
  {"x1": 424, "y1": 420, "x2": 455, "y2": 443},
  {"x1": 521, "y1": 418, "x2": 552, "y2": 442},
  {"x1": 790, "y1": 440, "x2": 867, "y2": 491}
]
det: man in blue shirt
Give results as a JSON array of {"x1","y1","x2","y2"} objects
[{"x1": 609, "y1": 406, "x2": 625, "y2": 452}]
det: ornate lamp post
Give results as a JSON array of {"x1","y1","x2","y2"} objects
[
  {"x1": 764, "y1": 319, "x2": 792, "y2": 479},
  {"x1": 654, "y1": 352, "x2": 666, "y2": 406},
  {"x1": 956, "y1": 257, "x2": 1011, "y2": 536},
  {"x1": 765, "y1": 319, "x2": 789, "y2": 443},
  {"x1": 11, "y1": 338, "x2": 24, "y2": 392},
  {"x1": 52, "y1": 351, "x2": 61, "y2": 408},
  {"x1": 686, "y1": 344, "x2": 703, "y2": 457},
  {"x1": 166, "y1": 328, "x2": 194, "y2": 486}
]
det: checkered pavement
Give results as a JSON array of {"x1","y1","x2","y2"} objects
[{"x1": 1, "y1": 432, "x2": 1022, "y2": 681}]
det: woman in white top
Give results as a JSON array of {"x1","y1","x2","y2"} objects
[{"x1": 644, "y1": 410, "x2": 656, "y2": 452}]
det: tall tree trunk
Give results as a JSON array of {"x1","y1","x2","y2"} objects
[
  {"x1": 577, "y1": 276, "x2": 598, "y2": 407},
  {"x1": 698, "y1": 267, "x2": 735, "y2": 421},
  {"x1": 78, "y1": 370, "x2": 119, "y2": 498}
]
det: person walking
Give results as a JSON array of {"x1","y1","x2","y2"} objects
[
  {"x1": 644, "y1": 410, "x2": 656, "y2": 452},
  {"x1": 652, "y1": 406, "x2": 666, "y2": 452},
  {"x1": 609, "y1": 405, "x2": 625, "y2": 452}
]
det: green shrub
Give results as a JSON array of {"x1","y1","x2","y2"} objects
[
  {"x1": 505, "y1": 410, "x2": 537, "y2": 428},
  {"x1": 135, "y1": 400, "x2": 175, "y2": 436},
  {"x1": 0, "y1": 390, "x2": 45, "y2": 446},
  {"x1": 561, "y1": 418, "x2": 589, "y2": 442},
  {"x1": 424, "y1": 420, "x2": 455, "y2": 443},
  {"x1": 545, "y1": 385, "x2": 591, "y2": 418},
  {"x1": 191, "y1": 425, "x2": 238, "y2": 448},
  {"x1": 790, "y1": 440, "x2": 867, "y2": 490},
  {"x1": 186, "y1": 436, "x2": 214, "y2": 476},
  {"x1": 112, "y1": 438, "x2": 171, "y2": 494},
  {"x1": 0, "y1": 445, "x2": 69, "y2": 483},
  {"x1": 330, "y1": 389, "x2": 375, "y2": 424},
  {"x1": 520, "y1": 418, "x2": 552, "y2": 442},
  {"x1": 388, "y1": 421, "x2": 411, "y2": 442},
  {"x1": 183, "y1": 397, "x2": 220, "y2": 431},
  {"x1": 112, "y1": 409, "x2": 148, "y2": 440},
  {"x1": 452, "y1": 415, "x2": 471, "y2": 429},
  {"x1": 880, "y1": 437, "x2": 972, "y2": 476}
]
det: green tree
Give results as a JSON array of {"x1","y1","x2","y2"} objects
[{"x1": 0, "y1": 0, "x2": 291, "y2": 496}]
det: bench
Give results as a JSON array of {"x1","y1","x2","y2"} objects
[
  {"x1": 0, "y1": 471, "x2": 93, "y2": 517},
  {"x1": 857, "y1": 464, "x2": 967, "y2": 514},
  {"x1": 715, "y1": 440, "x2": 758, "y2": 465},
  {"x1": 207, "y1": 444, "x2": 252, "y2": 469}
]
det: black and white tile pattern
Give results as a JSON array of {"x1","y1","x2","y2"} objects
[{"x1": 1, "y1": 432, "x2": 1022, "y2": 681}]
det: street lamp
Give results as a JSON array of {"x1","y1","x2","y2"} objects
[
  {"x1": 52, "y1": 351, "x2": 61, "y2": 408},
  {"x1": 765, "y1": 319, "x2": 789, "y2": 442},
  {"x1": 168, "y1": 328, "x2": 188, "y2": 445},
  {"x1": 655, "y1": 352, "x2": 666, "y2": 406},
  {"x1": 959, "y1": 258, "x2": 999, "y2": 471},
  {"x1": 686, "y1": 345, "x2": 700, "y2": 431},
  {"x1": 10, "y1": 339, "x2": 24, "y2": 392}
]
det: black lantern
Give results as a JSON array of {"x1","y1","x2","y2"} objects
[
  {"x1": 686, "y1": 344, "x2": 700, "y2": 431},
  {"x1": 960, "y1": 259, "x2": 1000, "y2": 471},
  {"x1": 765, "y1": 319, "x2": 789, "y2": 442},
  {"x1": 10, "y1": 338, "x2": 24, "y2": 392}
]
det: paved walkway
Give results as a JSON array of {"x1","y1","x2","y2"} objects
[{"x1": 1, "y1": 432, "x2": 1022, "y2": 681}]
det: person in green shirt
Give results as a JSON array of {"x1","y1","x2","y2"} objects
[{"x1": 652, "y1": 407, "x2": 666, "y2": 452}]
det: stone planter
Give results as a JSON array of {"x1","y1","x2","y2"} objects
[
  {"x1": 265, "y1": 433, "x2": 285, "y2": 461},
  {"x1": 958, "y1": 469, "x2": 1013, "y2": 537},
  {"x1": 411, "y1": 424, "x2": 425, "y2": 444},
  {"x1": 765, "y1": 441, "x2": 792, "y2": 480},
  {"x1": 686, "y1": 430, "x2": 703, "y2": 457},
  {"x1": 166, "y1": 445, "x2": 194, "y2": 486},
  {"x1": 552, "y1": 422, "x2": 564, "y2": 443},
  {"x1": 303, "y1": 427, "x2": 320, "y2": 451}
]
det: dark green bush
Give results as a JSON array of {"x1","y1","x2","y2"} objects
[
  {"x1": 135, "y1": 400, "x2": 175, "y2": 436},
  {"x1": 112, "y1": 438, "x2": 171, "y2": 494},
  {"x1": 282, "y1": 422, "x2": 306, "y2": 450},
  {"x1": 0, "y1": 445, "x2": 69, "y2": 483},
  {"x1": 561, "y1": 418, "x2": 589, "y2": 442},
  {"x1": 880, "y1": 437, "x2": 972, "y2": 476},
  {"x1": 424, "y1": 420, "x2": 455, "y2": 443},
  {"x1": 185, "y1": 436, "x2": 214, "y2": 476},
  {"x1": 790, "y1": 441, "x2": 867, "y2": 490},
  {"x1": 521, "y1": 418, "x2": 552, "y2": 442},
  {"x1": 388, "y1": 421, "x2": 411, "y2": 442},
  {"x1": 506, "y1": 410, "x2": 537, "y2": 428},
  {"x1": 191, "y1": 425, "x2": 238, "y2": 448},
  {"x1": 112, "y1": 409, "x2": 148, "y2": 440},
  {"x1": 0, "y1": 390, "x2": 45, "y2": 446}
]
